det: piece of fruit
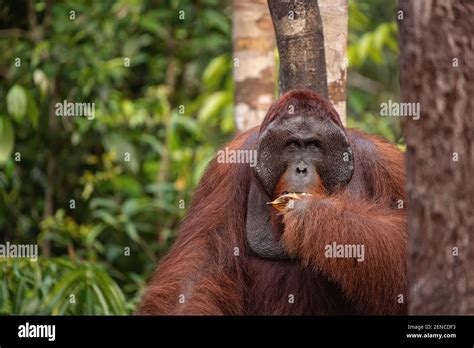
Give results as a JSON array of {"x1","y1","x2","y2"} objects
[{"x1": 266, "y1": 192, "x2": 312, "y2": 212}]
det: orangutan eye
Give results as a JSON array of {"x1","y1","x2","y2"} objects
[
  {"x1": 308, "y1": 140, "x2": 320, "y2": 150},
  {"x1": 286, "y1": 141, "x2": 298, "y2": 150}
]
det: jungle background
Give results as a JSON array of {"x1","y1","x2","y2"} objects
[{"x1": 0, "y1": 0, "x2": 400, "y2": 314}]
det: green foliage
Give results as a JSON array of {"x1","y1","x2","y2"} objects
[
  {"x1": 347, "y1": 0, "x2": 402, "y2": 144},
  {"x1": 0, "y1": 117, "x2": 14, "y2": 164},
  {"x1": 0, "y1": 0, "x2": 232, "y2": 314},
  {"x1": 6, "y1": 85, "x2": 28, "y2": 121},
  {"x1": 0, "y1": 258, "x2": 127, "y2": 315}
]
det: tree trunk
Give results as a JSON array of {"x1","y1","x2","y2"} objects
[
  {"x1": 399, "y1": 0, "x2": 474, "y2": 314},
  {"x1": 319, "y1": 0, "x2": 347, "y2": 125},
  {"x1": 268, "y1": 0, "x2": 347, "y2": 125},
  {"x1": 268, "y1": 0, "x2": 328, "y2": 97},
  {"x1": 233, "y1": 0, "x2": 348, "y2": 130},
  {"x1": 233, "y1": 0, "x2": 276, "y2": 132}
]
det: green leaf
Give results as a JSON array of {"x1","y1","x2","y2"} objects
[
  {"x1": 104, "y1": 134, "x2": 140, "y2": 173},
  {"x1": 26, "y1": 91, "x2": 39, "y2": 128},
  {"x1": 193, "y1": 148, "x2": 215, "y2": 186},
  {"x1": 6, "y1": 85, "x2": 27, "y2": 121},
  {"x1": 93, "y1": 268, "x2": 126, "y2": 315},
  {"x1": 197, "y1": 91, "x2": 230, "y2": 123},
  {"x1": 113, "y1": 175, "x2": 143, "y2": 196},
  {"x1": 220, "y1": 103, "x2": 235, "y2": 134},
  {"x1": 374, "y1": 23, "x2": 389, "y2": 50},
  {"x1": 122, "y1": 198, "x2": 153, "y2": 217},
  {"x1": 125, "y1": 223, "x2": 140, "y2": 242},
  {"x1": 357, "y1": 33, "x2": 372, "y2": 63},
  {"x1": 13, "y1": 278, "x2": 26, "y2": 314},
  {"x1": 33, "y1": 69, "x2": 49, "y2": 97},
  {"x1": 0, "y1": 117, "x2": 14, "y2": 164},
  {"x1": 347, "y1": 45, "x2": 360, "y2": 67},
  {"x1": 172, "y1": 112, "x2": 200, "y2": 137},
  {"x1": 141, "y1": 135, "x2": 164, "y2": 155},
  {"x1": 43, "y1": 268, "x2": 84, "y2": 313},
  {"x1": 385, "y1": 34, "x2": 399, "y2": 53},
  {"x1": 202, "y1": 55, "x2": 228, "y2": 89},
  {"x1": 203, "y1": 10, "x2": 231, "y2": 34},
  {"x1": 92, "y1": 210, "x2": 119, "y2": 227},
  {"x1": 369, "y1": 47, "x2": 383, "y2": 64},
  {"x1": 90, "y1": 198, "x2": 119, "y2": 211},
  {"x1": 0, "y1": 276, "x2": 11, "y2": 313},
  {"x1": 91, "y1": 282, "x2": 110, "y2": 315}
]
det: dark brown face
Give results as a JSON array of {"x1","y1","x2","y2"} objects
[
  {"x1": 254, "y1": 113, "x2": 354, "y2": 198},
  {"x1": 272, "y1": 138, "x2": 325, "y2": 198}
]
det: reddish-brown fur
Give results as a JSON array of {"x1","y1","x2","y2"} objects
[{"x1": 137, "y1": 90, "x2": 407, "y2": 315}]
